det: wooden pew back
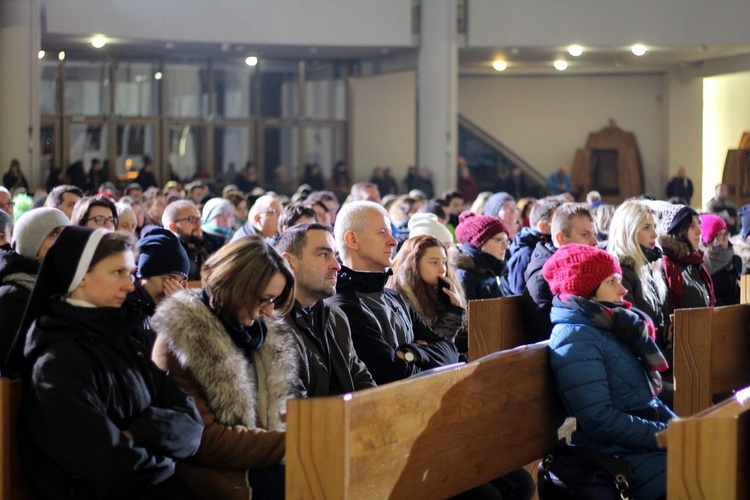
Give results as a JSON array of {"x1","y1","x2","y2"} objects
[
  {"x1": 673, "y1": 304, "x2": 750, "y2": 416},
  {"x1": 468, "y1": 295, "x2": 527, "y2": 361},
  {"x1": 740, "y1": 274, "x2": 750, "y2": 304},
  {"x1": 285, "y1": 342, "x2": 565, "y2": 499},
  {"x1": 664, "y1": 385, "x2": 750, "y2": 499},
  {"x1": 0, "y1": 378, "x2": 32, "y2": 500}
]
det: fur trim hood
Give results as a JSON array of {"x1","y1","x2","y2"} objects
[
  {"x1": 152, "y1": 289, "x2": 302, "y2": 431},
  {"x1": 731, "y1": 235, "x2": 750, "y2": 269},
  {"x1": 659, "y1": 233, "x2": 693, "y2": 258}
]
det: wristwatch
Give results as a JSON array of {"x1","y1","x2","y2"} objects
[{"x1": 403, "y1": 351, "x2": 416, "y2": 363}]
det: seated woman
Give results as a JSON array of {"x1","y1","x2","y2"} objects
[
  {"x1": 21, "y1": 226, "x2": 203, "y2": 499},
  {"x1": 543, "y1": 243, "x2": 674, "y2": 500},
  {"x1": 387, "y1": 234, "x2": 467, "y2": 351},
  {"x1": 699, "y1": 213, "x2": 741, "y2": 306},
  {"x1": 658, "y1": 204, "x2": 715, "y2": 309},
  {"x1": 71, "y1": 195, "x2": 119, "y2": 231},
  {"x1": 151, "y1": 234, "x2": 302, "y2": 499},
  {"x1": 450, "y1": 211, "x2": 510, "y2": 300}
]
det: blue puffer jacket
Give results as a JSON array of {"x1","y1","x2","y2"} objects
[{"x1": 548, "y1": 301, "x2": 674, "y2": 500}]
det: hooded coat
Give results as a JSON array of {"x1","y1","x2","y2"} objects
[
  {"x1": 151, "y1": 289, "x2": 303, "y2": 499},
  {"x1": 659, "y1": 234, "x2": 715, "y2": 310},
  {"x1": 23, "y1": 300, "x2": 203, "y2": 499},
  {"x1": 449, "y1": 242, "x2": 506, "y2": 301}
]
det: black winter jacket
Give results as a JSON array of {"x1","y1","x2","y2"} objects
[
  {"x1": 0, "y1": 249, "x2": 38, "y2": 373},
  {"x1": 520, "y1": 240, "x2": 556, "y2": 342}
]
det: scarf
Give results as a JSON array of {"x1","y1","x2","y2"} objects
[
  {"x1": 662, "y1": 248, "x2": 716, "y2": 307},
  {"x1": 199, "y1": 289, "x2": 266, "y2": 359},
  {"x1": 554, "y1": 294, "x2": 668, "y2": 396},
  {"x1": 703, "y1": 243, "x2": 734, "y2": 275},
  {"x1": 202, "y1": 222, "x2": 233, "y2": 238}
]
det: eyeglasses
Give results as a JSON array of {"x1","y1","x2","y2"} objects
[
  {"x1": 258, "y1": 296, "x2": 276, "y2": 310},
  {"x1": 0, "y1": 201, "x2": 14, "y2": 209},
  {"x1": 174, "y1": 215, "x2": 201, "y2": 224},
  {"x1": 259, "y1": 209, "x2": 278, "y2": 216},
  {"x1": 715, "y1": 231, "x2": 730, "y2": 241},
  {"x1": 492, "y1": 236, "x2": 510, "y2": 245},
  {"x1": 83, "y1": 216, "x2": 117, "y2": 227}
]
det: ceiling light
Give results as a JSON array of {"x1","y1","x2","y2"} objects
[
  {"x1": 492, "y1": 60, "x2": 507, "y2": 71},
  {"x1": 245, "y1": 56, "x2": 258, "y2": 67},
  {"x1": 91, "y1": 35, "x2": 106, "y2": 49},
  {"x1": 554, "y1": 60, "x2": 568, "y2": 71},
  {"x1": 631, "y1": 44, "x2": 646, "y2": 56},
  {"x1": 37, "y1": 50, "x2": 45, "y2": 59},
  {"x1": 568, "y1": 45, "x2": 583, "y2": 57},
  {"x1": 154, "y1": 71, "x2": 163, "y2": 81},
  {"x1": 58, "y1": 51, "x2": 65, "y2": 61}
]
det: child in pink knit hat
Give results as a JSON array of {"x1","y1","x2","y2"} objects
[
  {"x1": 699, "y1": 213, "x2": 741, "y2": 305},
  {"x1": 543, "y1": 243, "x2": 674, "y2": 499}
]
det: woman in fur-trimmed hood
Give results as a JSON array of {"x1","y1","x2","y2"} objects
[
  {"x1": 657, "y1": 204, "x2": 715, "y2": 310},
  {"x1": 152, "y1": 235, "x2": 303, "y2": 500}
]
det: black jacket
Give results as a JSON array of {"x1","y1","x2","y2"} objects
[
  {"x1": 506, "y1": 227, "x2": 546, "y2": 295},
  {"x1": 0, "y1": 248, "x2": 38, "y2": 373},
  {"x1": 125, "y1": 282, "x2": 158, "y2": 353},
  {"x1": 23, "y1": 300, "x2": 203, "y2": 499},
  {"x1": 449, "y1": 243, "x2": 507, "y2": 301},
  {"x1": 325, "y1": 266, "x2": 460, "y2": 385},
  {"x1": 283, "y1": 300, "x2": 375, "y2": 397},
  {"x1": 521, "y1": 240, "x2": 556, "y2": 343}
]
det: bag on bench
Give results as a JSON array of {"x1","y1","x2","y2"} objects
[{"x1": 537, "y1": 443, "x2": 635, "y2": 500}]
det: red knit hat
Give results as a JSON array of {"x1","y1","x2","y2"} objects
[
  {"x1": 542, "y1": 243, "x2": 622, "y2": 298},
  {"x1": 699, "y1": 213, "x2": 727, "y2": 244},
  {"x1": 455, "y1": 211, "x2": 509, "y2": 248}
]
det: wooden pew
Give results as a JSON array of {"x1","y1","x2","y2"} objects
[
  {"x1": 285, "y1": 342, "x2": 566, "y2": 499},
  {"x1": 673, "y1": 304, "x2": 750, "y2": 416},
  {"x1": 740, "y1": 274, "x2": 750, "y2": 304},
  {"x1": 0, "y1": 378, "x2": 32, "y2": 500},
  {"x1": 467, "y1": 295, "x2": 528, "y2": 361},
  {"x1": 660, "y1": 385, "x2": 750, "y2": 499}
]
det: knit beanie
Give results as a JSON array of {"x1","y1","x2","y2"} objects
[
  {"x1": 408, "y1": 212, "x2": 453, "y2": 243},
  {"x1": 739, "y1": 204, "x2": 750, "y2": 239},
  {"x1": 11, "y1": 208, "x2": 71, "y2": 261},
  {"x1": 542, "y1": 243, "x2": 622, "y2": 299},
  {"x1": 201, "y1": 198, "x2": 233, "y2": 224},
  {"x1": 482, "y1": 192, "x2": 515, "y2": 218},
  {"x1": 657, "y1": 204, "x2": 698, "y2": 236},
  {"x1": 699, "y1": 214, "x2": 727, "y2": 244},
  {"x1": 136, "y1": 228, "x2": 190, "y2": 279},
  {"x1": 0, "y1": 210, "x2": 12, "y2": 237},
  {"x1": 455, "y1": 211, "x2": 508, "y2": 248}
]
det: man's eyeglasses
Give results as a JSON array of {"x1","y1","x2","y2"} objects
[
  {"x1": 83, "y1": 216, "x2": 117, "y2": 227},
  {"x1": 258, "y1": 296, "x2": 276, "y2": 310},
  {"x1": 175, "y1": 215, "x2": 201, "y2": 224},
  {"x1": 0, "y1": 201, "x2": 14, "y2": 209},
  {"x1": 259, "y1": 209, "x2": 278, "y2": 216}
]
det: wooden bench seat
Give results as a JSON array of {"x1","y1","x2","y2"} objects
[
  {"x1": 285, "y1": 342, "x2": 566, "y2": 499},
  {"x1": 0, "y1": 377, "x2": 32, "y2": 500},
  {"x1": 659, "y1": 385, "x2": 750, "y2": 499},
  {"x1": 467, "y1": 295, "x2": 528, "y2": 361},
  {"x1": 673, "y1": 304, "x2": 750, "y2": 416}
]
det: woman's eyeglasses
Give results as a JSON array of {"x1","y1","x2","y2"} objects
[
  {"x1": 83, "y1": 216, "x2": 117, "y2": 227},
  {"x1": 258, "y1": 296, "x2": 276, "y2": 310}
]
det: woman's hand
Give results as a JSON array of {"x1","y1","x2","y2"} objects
[
  {"x1": 163, "y1": 278, "x2": 187, "y2": 297},
  {"x1": 440, "y1": 281, "x2": 463, "y2": 308}
]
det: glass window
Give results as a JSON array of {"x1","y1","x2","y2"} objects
[
  {"x1": 64, "y1": 61, "x2": 111, "y2": 115},
  {"x1": 213, "y1": 125, "x2": 253, "y2": 184},
  {"x1": 301, "y1": 126, "x2": 345, "y2": 178},
  {"x1": 164, "y1": 63, "x2": 208, "y2": 117},
  {"x1": 114, "y1": 62, "x2": 160, "y2": 116},
  {"x1": 214, "y1": 64, "x2": 254, "y2": 118},
  {"x1": 40, "y1": 61, "x2": 59, "y2": 115},
  {"x1": 68, "y1": 122, "x2": 108, "y2": 172},
  {"x1": 115, "y1": 123, "x2": 156, "y2": 177},
  {"x1": 169, "y1": 124, "x2": 205, "y2": 181}
]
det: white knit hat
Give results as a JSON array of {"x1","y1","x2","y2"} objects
[
  {"x1": 11, "y1": 208, "x2": 70, "y2": 261},
  {"x1": 408, "y1": 213, "x2": 454, "y2": 244}
]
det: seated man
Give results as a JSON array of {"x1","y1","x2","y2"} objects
[
  {"x1": 326, "y1": 201, "x2": 460, "y2": 385},
  {"x1": 276, "y1": 223, "x2": 375, "y2": 396},
  {"x1": 231, "y1": 194, "x2": 283, "y2": 241},
  {"x1": 522, "y1": 202, "x2": 598, "y2": 342},
  {"x1": 162, "y1": 200, "x2": 208, "y2": 281}
]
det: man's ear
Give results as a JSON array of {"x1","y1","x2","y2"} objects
[
  {"x1": 168, "y1": 221, "x2": 178, "y2": 234},
  {"x1": 282, "y1": 252, "x2": 297, "y2": 272},
  {"x1": 538, "y1": 220, "x2": 551, "y2": 234},
  {"x1": 343, "y1": 230, "x2": 358, "y2": 251},
  {"x1": 553, "y1": 231, "x2": 565, "y2": 248}
]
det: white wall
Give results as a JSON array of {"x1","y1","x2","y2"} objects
[
  {"x1": 458, "y1": 74, "x2": 665, "y2": 195},
  {"x1": 350, "y1": 71, "x2": 416, "y2": 185},
  {"x1": 703, "y1": 71, "x2": 750, "y2": 208}
]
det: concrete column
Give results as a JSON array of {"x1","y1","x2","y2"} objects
[
  {"x1": 0, "y1": 0, "x2": 41, "y2": 189},
  {"x1": 417, "y1": 0, "x2": 457, "y2": 195}
]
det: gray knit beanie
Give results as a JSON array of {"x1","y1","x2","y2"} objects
[
  {"x1": 11, "y1": 208, "x2": 71, "y2": 260},
  {"x1": 483, "y1": 192, "x2": 515, "y2": 218}
]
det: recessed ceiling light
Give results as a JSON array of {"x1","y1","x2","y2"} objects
[
  {"x1": 91, "y1": 35, "x2": 106, "y2": 49},
  {"x1": 554, "y1": 60, "x2": 568, "y2": 71},
  {"x1": 568, "y1": 45, "x2": 583, "y2": 57},
  {"x1": 58, "y1": 51, "x2": 66, "y2": 61},
  {"x1": 37, "y1": 50, "x2": 45, "y2": 59},
  {"x1": 245, "y1": 56, "x2": 258, "y2": 67},
  {"x1": 631, "y1": 44, "x2": 646, "y2": 56},
  {"x1": 492, "y1": 60, "x2": 507, "y2": 71},
  {"x1": 154, "y1": 71, "x2": 163, "y2": 80}
]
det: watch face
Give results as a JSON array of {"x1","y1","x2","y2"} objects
[{"x1": 404, "y1": 351, "x2": 415, "y2": 362}]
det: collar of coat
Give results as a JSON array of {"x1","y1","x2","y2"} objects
[
  {"x1": 336, "y1": 265, "x2": 392, "y2": 293},
  {"x1": 152, "y1": 288, "x2": 302, "y2": 431}
]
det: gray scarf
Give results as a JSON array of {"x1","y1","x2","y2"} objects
[{"x1": 704, "y1": 244, "x2": 734, "y2": 275}]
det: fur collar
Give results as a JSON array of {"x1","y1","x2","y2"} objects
[
  {"x1": 152, "y1": 289, "x2": 301, "y2": 431},
  {"x1": 731, "y1": 235, "x2": 750, "y2": 268},
  {"x1": 659, "y1": 233, "x2": 693, "y2": 258}
]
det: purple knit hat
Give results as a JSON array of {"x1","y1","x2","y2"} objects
[{"x1": 455, "y1": 211, "x2": 508, "y2": 248}]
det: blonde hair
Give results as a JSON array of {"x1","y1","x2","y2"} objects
[{"x1": 607, "y1": 199, "x2": 667, "y2": 306}]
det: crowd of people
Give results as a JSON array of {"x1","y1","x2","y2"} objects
[{"x1": 1, "y1": 153, "x2": 748, "y2": 499}]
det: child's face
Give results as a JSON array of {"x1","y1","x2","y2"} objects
[{"x1": 592, "y1": 273, "x2": 627, "y2": 303}]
